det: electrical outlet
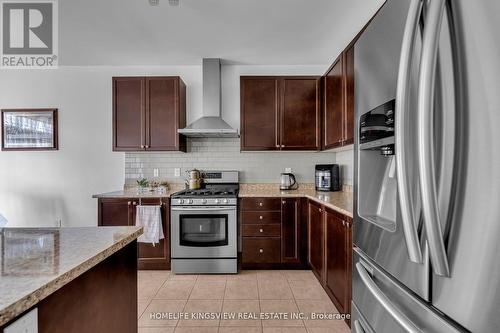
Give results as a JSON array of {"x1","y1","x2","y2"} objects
[
  {"x1": 174, "y1": 168, "x2": 181, "y2": 177},
  {"x1": 153, "y1": 168, "x2": 159, "y2": 177},
  {"x1": 285, "y1": 167, "x2": 292, "y2": 173}
]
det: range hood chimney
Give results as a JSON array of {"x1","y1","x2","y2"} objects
[{"x1": 178, "y1": 58, "x2": 239, "y2": 138}]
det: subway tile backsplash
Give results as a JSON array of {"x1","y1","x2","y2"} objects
[{"x1": 125, "y1": 138, "x2": 353, "y2": 185}]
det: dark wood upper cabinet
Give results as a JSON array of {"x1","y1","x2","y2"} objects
[
  {"x1": 241, "y1": 76, "x2": 320, "y2": 151},
  {"x1": 325, "y1": 207, "x2": 350, "y2": 314},
  {"x1": 322, "y1": 44, "x2": 355, "y2": 150},
  {"x1": 343, "y1": 45, "x2": 355, "y2": 145},
  {"x1": 323, "y1": 58, "x2": 344, "y2": 149},
  {"x1": 240, "y1": 77, "x2": 280, "y2": 150},
  {"x1": 281, "y1": 78, "x2": 320, "y2": 150},
  {"x1": 281, "y1": 198, "x2": 301, "y2": 264},
  {"x1": 308, "y1": 200, "x2": 324, "y2": 282},
  {"x1": 113, "y1": 77, "x2": 145, "y2": 151},
  {"x1": 113, "y1": 76, "x2": 186, "y2": 152}
]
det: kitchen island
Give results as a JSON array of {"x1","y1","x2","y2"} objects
[{"x1": 0, "y1": 226, "x2": 142, "y2": 332}]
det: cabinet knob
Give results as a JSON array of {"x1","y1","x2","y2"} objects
[
  {"x1": 259, "y1": 249, "x2": 264, "y2": 253},
  {"x1": 318, "y1": 208, "x2": 322, "y2": 212},
  {"x1": 281, "y1": 145, "x2": 285, "y2": 148},
  {"x1": 342, "y1": 221, "x2": 346, "y2": 227},
  {"x1": 282, "y1": 200, "x2": 286, "y2": 204},
  {"x1": 133, "y1": 202, "x2": 137, "y2": 206},
  {"x1": 141, "y1": 145, "x2": 145, "y2": 149},
  {"x1": 145, "y1": 145, "x2": 149, "y2": 148},
  {"x1": 259, "y1": 215, "x2": 263, "y2": 220},
  {"x1": 259, "y1": 228, "x2": 264, "y2": 233},
  {"x1": 259, "y1": 202, "x2": 263, "y2": 207}
]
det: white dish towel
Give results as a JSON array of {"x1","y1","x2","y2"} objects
[{"x1": 135, "y1": 205, "x2": 164, "y2": 245}]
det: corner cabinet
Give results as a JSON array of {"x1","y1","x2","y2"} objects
[
  {"x1": 97, "y1": 198, "x2": 170, "y2": 270},
  {"x1": 113, "y1": 76, "x2": 186, "y2": 152},
  {"x1": 240, "y1": 76, "x2": 320, "y2": 151},
  {"x1": 307, "y1": 199, "x2": 352, "y2": 317},
  {"x1": 322, "y1": 44, "x2": 354, "y2": 149}
]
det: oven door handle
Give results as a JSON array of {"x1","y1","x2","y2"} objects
[{"x1": 171, "y1": 206, "x2": 236, "y2": 211}]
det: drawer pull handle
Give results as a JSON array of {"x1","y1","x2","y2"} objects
[
  {"x1": 259, "y1": 249, "x2": 264, "y2": 253},
  {"x1": 259, "y1": 228, "x2": 264, "y2": 233},
  {"x1": 259, "y1": 202, "x2": 263, "y2": 207},
  {"x1": 259, "y1": 215, "x2": 263, "y2": 220}
]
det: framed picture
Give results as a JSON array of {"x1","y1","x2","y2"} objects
[{"x1": 1, "y1": 109, "x2": 58, "y2": 151}]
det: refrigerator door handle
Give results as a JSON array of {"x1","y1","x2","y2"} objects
[
  {"x1": 417, "y1": 0, "x2": 450, "y2": 277},
  {"x1": 356, "y1": 262, "x2": 422, "y2": 333},
  {"x1": 395, "y1": 0, "x2": 424, "y2": 264}
]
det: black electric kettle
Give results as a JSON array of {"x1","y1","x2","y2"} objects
[{"x1": 280, "y1": 173, "x2": 298, "y2": 190}]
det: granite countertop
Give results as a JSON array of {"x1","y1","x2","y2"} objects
[
  {"x1": 239, "y1": 184, "x2": 353, "y2": 218},
  {"x1": 0, "y1": 226, "x2": 142, "y2": 326},
  {"x1": 92, "y1": 185, "x2": 184, "y2": 199}
]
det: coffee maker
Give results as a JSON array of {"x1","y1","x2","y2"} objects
[{"x1": 315, "y1": 164, "x2": 341, "y2": 192}]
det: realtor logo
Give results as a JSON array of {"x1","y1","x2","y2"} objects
[{"x1": 1, "y1": 0, "x2": 58, "y2": 68}]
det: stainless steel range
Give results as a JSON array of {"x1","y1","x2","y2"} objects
[{"x1": 170, "y1": 170, "x2": 238, "y2": 274}]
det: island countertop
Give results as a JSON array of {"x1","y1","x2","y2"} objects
[{"x1": 0, "y1": 226, "x2": 142, "y2": 326}]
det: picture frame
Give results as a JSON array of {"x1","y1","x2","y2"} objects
[{"x1": 1, "y1": 108, "x2": 58, "y2": 151}]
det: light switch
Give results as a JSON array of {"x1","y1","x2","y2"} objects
[
  {"x1": 4, "y1": 308, "x2": 37, "y2": 333},
  {"x1": 174, "y1": 168, "x2": 181, "y2": 177},
  {"x1": 285, "y1": 167, "x2": 292, "y2": 173}
]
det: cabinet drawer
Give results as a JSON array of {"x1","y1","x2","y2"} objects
[
  {"x1": 241, "y1": 197, "x2": 281, "y2": 211},
  {"x1": 242, "y1": 238, "x2": 281, "y2": 263},
  {"x1": 242, "y1": 224, "x2": 281, "y2": 237},
  {"x1": 241, "y1": 211, "x2": 281, "y2": 224}
]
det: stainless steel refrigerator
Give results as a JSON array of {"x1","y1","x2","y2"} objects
[{"x1": 352, "y1": 0, "x2": 500, "y2": 332}]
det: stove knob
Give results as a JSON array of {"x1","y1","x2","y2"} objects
[
  {"x1": 187, "y1": 199, "x2": 193, "y2": 204},
  {"x1": 178, "y1": 199, "x2": 184, "y2": 204},
  {"x1": 201, "y1": 199, "x2": 207, "y2": 204},
  {"x1": 214, "y1": 199, "x2": 219, "y2": 204},
  {"x1": 223, "y1": 199, "x2": 228, "y2": 204}
]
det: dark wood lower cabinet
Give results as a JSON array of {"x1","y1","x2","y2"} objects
[
  {"x1": 97, "y1": 198, "x2": 170, "y2": 270},
  {"x1": 281, "y1": 198, "x2": 301, "y2": 264},
  {"x1": 308, "y1": 200, "x2": 324, "y2": 282},
  {"x1": 325, "y1": 207, "x2": 352, "y2": 315},
  {"x1": 307, "y1": 199, "x2": 352, "y2": 321}
]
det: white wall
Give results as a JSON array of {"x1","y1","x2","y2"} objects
[{"x1": 0, "y1": 66, "x2": 201, "y2": 227}]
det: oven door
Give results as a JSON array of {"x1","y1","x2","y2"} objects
[{"x1": 171, "y1": 206, "x2": 237, "y2": 258}]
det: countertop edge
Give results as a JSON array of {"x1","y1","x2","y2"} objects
[{"x1": 0, "y1": 227, "x2": 143, "y2": 327}]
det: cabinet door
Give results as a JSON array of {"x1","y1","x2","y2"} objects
[
  {"x1": 240, "y1": 77, "x2": 280, "y2": 150},
  {"x1": 98, "y1": 199, "x2": 133, "y2": 226},
  {"x1": 281, "y1": 77, "x2": 320, "y2": 150},
  {"x1": 325, "y1": 208, "x2": 349, "y2": 313},
  {"x1": 323, "y1": 57, "x2": 344, "y2": 149},
  {"x1": 343, "y1": 46, "x2": 355, "y2": 145},
  {"x1": 308, "y1": 200, "x2": 324, "y2": 282},
  {"x1": 113, "y1": 77, "x2": 145, "y2": 151},
  {"x1": 146, "y1": 77, "x2": 184, "y2": 151},
  {"x1": 135, "y1": 199, "x2": 170, "y2": 270},
  {"x1": 281, "y1": 198, "x2": 300, "y2": 264}
]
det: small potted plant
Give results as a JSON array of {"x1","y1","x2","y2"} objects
[{"x1": 136, "y1": 178, "x2": 150, "y2": 193}]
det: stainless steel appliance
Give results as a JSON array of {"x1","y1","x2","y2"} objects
[
  {"x1": 353, "y1": 0, "x2": 500, "y2": 332},
  {"x1": 170, "y1": 171, "x2": 238, "y2": 274},
  {"x1": 315, "y1": 164, "x2": 341, "y2": 192},
  {"x1": 279, "y1": 173, "x2": 297, "y2": 190}
]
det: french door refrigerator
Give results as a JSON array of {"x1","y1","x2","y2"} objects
[{"x1": 353, "y1": 0, "x2": 500, "y2": 332}]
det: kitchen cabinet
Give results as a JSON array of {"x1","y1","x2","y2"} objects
[
  {"x1": 322, "y1": 45, "x2": 355, "y2": 149},
  {"x1": 113, "y1": 76, "x2": 186, "y2": 152},
  {"x1": 97, "y1": 198, "x2": 170, "y2": 270},
  {"x1": 325, "y1": 207, "x2": 352, "y2": 315},
  {"x1": 307, "y1": 199, "x2": 352, "y2": 317},
  {"x1": 281, "y1": 198, "x2": 301, "y2": 264},
  {"x1": 241, "y1": 197, "x2": 303, "y2": 268},
  {"x1": 240, "y1": 76, "x2": 320, "y2": 151},
  {"x1": 307, "y1": 200, "x2": 324, "y2": 282}
]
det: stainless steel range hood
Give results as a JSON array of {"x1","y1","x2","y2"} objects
[{"x1": 178, "y1": 58, "x2": 239, "y2": 138}]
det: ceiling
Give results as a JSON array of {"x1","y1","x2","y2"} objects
[{"x1": 59, "y1": 0, "x2": 384, "y2": 66}]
